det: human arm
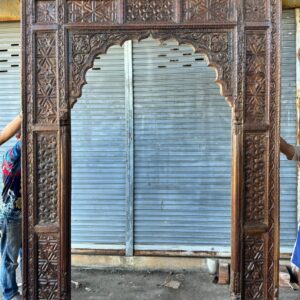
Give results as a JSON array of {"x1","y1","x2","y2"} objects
[
  {"x1": 0, "y1": 113, "x2": 22, "y2": 146},
  {"x1": 280, "y1": 136, "x2": 296, "y2": 160}
]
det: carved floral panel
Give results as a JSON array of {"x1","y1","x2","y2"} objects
[
  {"x1": 244, "y1": 235, "x2": 265, "y2": 299},
  {"x1": 36, "y1": 133, "x2": 58, "y2": 225},
  {"x1": 245, "y1": 0, "x2": 267, "y2": 22},
  {"x1": 183, "y1": 0, "x2": 232, "y2": 22},
  {"x1": 245, "y1": 32, "x2": 267, "y2": 123},
  {"x1": 244, "y1": 133, "x2": 267, "y2": 224},
  {"x1": 126, "y1": 0, "x2": 176, "y2": 22},
  {"x1": 36, "y1": 1, "x2": 56, "y2": 24},
  {"x1": 38, "y1": 233, "x2": 59, "y2": 299},
  {"x1": 67, "y1": 0, "x2": 119, "y2": 23},
  {"x1": 35, "y1": 32, "x2": 57, "y2": 124}
]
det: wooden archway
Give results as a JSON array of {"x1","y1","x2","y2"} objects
[{"x1": 21, "y1": 1, "x2": 281, "y2": 299}]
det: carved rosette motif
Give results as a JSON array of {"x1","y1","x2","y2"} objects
[
  {"x1": 35, "y1": 32, "x2": 57, "y2": 124},
  {"x1": 244, "y1": 235, "x2": 265, "y2": 299},
  {"x1": 183, "y1": 0, "x2": 232, "y2": 22},
  {"x1": 69, "y1": 30, "x2": 233, "y2": 107},
  {"x1": 36, "y1": 133, "x2": 58, "y2": 224},
  {"x1": 245, "y1": 32, "x2": 267, "y2": 123},
  {"x1": 245, "y1": 0, "x2": 267, "y2": 22},
  {"x1": 126, "y1": 0, "x2": 175, "y2": 22},
  {"x1": 67, "y1": 0, "x2": 119, "y2": 23},
  {"x1": 36, "y1": 1, "x2": 56, "y2": 24},
  {"x1": 38, "y1": 234, "x2": 59, "y2": 299},
  {"x1": 244, "y1": 134, "x2": 267, "y2": 224}
]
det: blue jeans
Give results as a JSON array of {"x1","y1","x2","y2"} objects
[{"x1": 0, "y1": 218, "x2": 22, "y2": 300}]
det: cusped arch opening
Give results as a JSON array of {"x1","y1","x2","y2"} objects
[{"x1": 71, "y1": 36, "x2": 232, "y2": 255}]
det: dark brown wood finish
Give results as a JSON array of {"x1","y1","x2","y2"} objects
[{"x1": 21, "y1": 1, "x2": 281, "y2": 299}]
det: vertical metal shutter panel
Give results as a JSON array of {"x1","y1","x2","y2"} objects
[
  {"x1": 280, "y1": 10, "x2": 297, "y2": 252},
  {"x1": 0, "y1": 23, "x2": 21, "y2": 193},
  {"x1": 133, "y1": 38, "x2": 232, "y2": 251},
  {"x1": 71, "y1": 45, "x2": 126, "y2": 249}
]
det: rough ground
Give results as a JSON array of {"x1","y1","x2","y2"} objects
[
  {"x1": 71, "y1": 268, "x2": 298, "y2": 300},
  {"x1": 0, "y1": 267, "x2": 297, "y2": 299}
]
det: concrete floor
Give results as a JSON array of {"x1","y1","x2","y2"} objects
[{"x1": 71, "y1": 268, "x2": 298, "y2": 300}]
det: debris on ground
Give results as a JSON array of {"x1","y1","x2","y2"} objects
[
  {"x1": 280, "y1": 265, "x2": 291, "y2": 288},
  {"x1": 164, "y1": 280, "x2": 181, "y2": 289},
  {"x1": 71, "y1": 280, "x2": 81, "y2": 289},
  {"x1": 280, "y1": 272, "x2": 291, "y2": 288},
  {"x1": 68, "y1": 268, "x2": 296, "y2": 300},
  {"x1": 212, "y1": 275, "x2": 219, "y2": 284},
  {"x1": 161, "y1": 272, "x2": 184, "y2": 289},
  {"x1": 217, "y1": 261, "x2": 230, "y2": 285},
  {"x1": 207, "y1": 258, "x2": 219, "y2": 275},
  {"x1": 206, "y1": 259, "x2": 230, "y2": 285}
]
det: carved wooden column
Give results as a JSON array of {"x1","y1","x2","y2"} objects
[
  {"x1": 22, "y1": 0, "x2": 70, "y2": 299},
  {"x1": 231, "y1": 1, "x2": 281, "y2": 299}
]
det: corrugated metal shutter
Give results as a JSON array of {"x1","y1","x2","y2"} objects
[
  {"x1": 0, "y1": 23, "x2": 21, "y2": 192},
  {"x1": 133, "y1": 38, "x2": 232, "y2": 252},
  {"x1": 71, "y1": 45, "x2": 127, "y2": 249},
  {"x1": 280, "y1": 9, "x2": 297, "y2": 252}
]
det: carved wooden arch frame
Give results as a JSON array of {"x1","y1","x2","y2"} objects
[{"x1": 22, "y1": 1, "x2": 281, "y2": 299}]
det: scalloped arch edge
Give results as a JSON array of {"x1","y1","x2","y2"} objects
[{"x1": 69, "y1": 30, "x2": 234, "y2": 109}]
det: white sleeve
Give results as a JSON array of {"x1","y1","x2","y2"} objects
[{"x1": 292, "y1": 146, "x2": 300, "y2": 161}]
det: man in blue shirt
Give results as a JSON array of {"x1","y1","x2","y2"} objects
[{"x1": 0, "y1": 114, "x2": 22, "y2": 300}]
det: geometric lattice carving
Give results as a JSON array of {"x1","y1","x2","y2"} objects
[
  {"x1": 67, "y1": 0, "x2": 119, "y2": 23},
  {"x1": 36, "y1": 1, "x2": 56, "y2": 24},
  {"x1": 69, "y1": 30, "x2": 233, "y2": 107},
  {"x1": 244, "y1": 133, "x2": 267, "y2": 224},
  {"x1": 66, "y1": 0, "x2": 235, "y2": 23},
  {"x1": 244, "y1": 235, "x2": 265, "y2": 299},
  {"x1": 35, "y1": 32, "x2": 57, "y2": 124},
  {"x1": 245, "y1": 32, "x2": 267, "y2": 123},
  {"x1": 38, "y1": 234, "x2": 59, "y2": 300},
  {"x1": 245, "y1": 0, "x2": 266, "y2": 21},
  {"x1": 126, "y1": 0, "x2": 176, "y2": 22},
  {"x1": 36, "y1": 133, "x2": 58, "y2": 224},
  {"x1": 183, "y1": 0, "x2": 232, "y2": 22}
]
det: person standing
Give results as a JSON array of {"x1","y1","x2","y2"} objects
[
  {"x1": 280, "y1": 136, "x2": 300, "y2": 290},
  {"x1": 0, "y1": 114, "x2": 22, "y2": 300}
]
